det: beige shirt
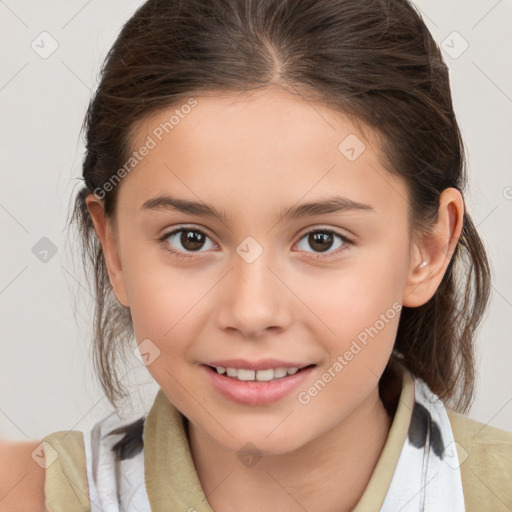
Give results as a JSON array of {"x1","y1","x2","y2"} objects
[{"x1": 42, "y1": 370, "x2": 512, "y2": 511}]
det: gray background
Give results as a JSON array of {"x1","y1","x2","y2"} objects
[{"x1": 0, "y1": 0, "x2": 511, "y2": 441}]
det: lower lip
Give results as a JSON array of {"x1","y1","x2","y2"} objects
[{"x1": 201, "y1": 364, "x2": 316, "y2": 406}]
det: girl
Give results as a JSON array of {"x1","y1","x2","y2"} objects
[{"x1": 1, "y1": 0, "x2": 511, "y2": 510}]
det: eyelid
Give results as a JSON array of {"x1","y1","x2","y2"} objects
[
  {"x1": 159, "y1": 223, "x2": 218, "y2": 243},
  {"x1": 160, "y1": 223, "x2": 354, "y2": 241},
  {"x1": 296, "y1": 223, "x2": 354, "y2": 240}
]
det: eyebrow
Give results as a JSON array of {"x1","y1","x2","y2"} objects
[{"x1": 141, "y1": 194, "x2": 375, "y2": 224}]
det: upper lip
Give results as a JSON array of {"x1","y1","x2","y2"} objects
[{"x1": 203, "y1": 359, "x2": 314, "y2": 371}]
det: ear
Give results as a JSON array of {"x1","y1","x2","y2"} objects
[
  {"x1": 85, "y1": 194, "x2": 130, "y2": 308},
  {"x1": 402, "y1": 187, "x2": 464, "y2": 307}
]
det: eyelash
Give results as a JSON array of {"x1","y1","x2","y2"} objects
[{"x1": 157, "y1": 226, "x2": 353, "y2": 261}]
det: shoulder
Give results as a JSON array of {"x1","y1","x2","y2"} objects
[
  {"x1": 42, "y1": 430, "x2": 90, "y2": 512},
  {"x1": 42, "y1": 413, "x2": 146, "y2": 512},
  {"x1": 0, "y1": 414, "x2": 147, "y2": 512},
  {"x1": 446, "y1": 408, "x2": 512, "y2": 511},
  {"x1": 0, "y1": 439, "x2": 46, "y2": 512}
]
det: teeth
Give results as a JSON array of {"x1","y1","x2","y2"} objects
[
  {"x1": 273, "y1": 368, "x2": 288, "y2": 378},
  {"x1": 237, "y1": 369, "x2": 255, "y2": 381},
  {"x1": 213, "y1": 366, "x2": 303, "y2": 381},
  {"x1": 226, "y1": 367, "x2": 238, "y2": 377},
  {"x1": 255, "y1": 369, "x2": 274, "y2": 381}
]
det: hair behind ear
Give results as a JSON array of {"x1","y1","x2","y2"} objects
[{"x1": 393, "y1": 211, "x2": 491, "y2": 412}]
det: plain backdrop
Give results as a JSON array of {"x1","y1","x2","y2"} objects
[{"x1": 0, "y1": 0, "x2": 511, "y2": 441}]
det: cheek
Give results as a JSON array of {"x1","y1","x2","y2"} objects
[
  {"x1": 124, "y1": 265, "x2": 203, "y2": 406},
  {"x1": 293, "y1": 271, "x2": 402, "y2": 428},
  {"x1": 291, "y1": 236, "x2": 408, "y2": 390},
  {"x1": 121, "y1": 250, "x2": 205, "y2": 357},
  {"x1": 299, "y1": 246, "x2": 407, "y2": 339}
]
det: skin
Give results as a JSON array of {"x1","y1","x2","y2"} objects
[
  {"x1": 0, "y1": 440, "x2": 46, "y2": 512},
  {"x1": 86, "y1": 86, "x2": 463, "y2": 512}
]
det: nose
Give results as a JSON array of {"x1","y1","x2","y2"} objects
[{"x1": 216, "y1": 249, "x2": 292, "y2": 339}]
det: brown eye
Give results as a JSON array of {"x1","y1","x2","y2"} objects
[
  {"x1": 179, "y1": 230, "x2": 206, "y2": 251},
  {"x1": 308, "y1": 232, "x2": 335, "y2": 252},
  {"x1": 296, "y1": 229, "x2": 351, "y2": 258},
  {"x1": 160, "y1": 228, "x2": 216, "y2": 257}
]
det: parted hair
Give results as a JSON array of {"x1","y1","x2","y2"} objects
[{"x1": 69, "y1": 0, "x2": 491, "y2": 413}]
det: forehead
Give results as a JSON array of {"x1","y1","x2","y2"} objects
[
  {"x1": 117, "y1": 87, "x2": 409, "y2": 222},
  {"x1": 133, "y1": 87, "x2": 375, "y2": 157}
]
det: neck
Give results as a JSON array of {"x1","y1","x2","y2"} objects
[{"x1": 188, "y1": 384, "x2": 394, "y2": 512}]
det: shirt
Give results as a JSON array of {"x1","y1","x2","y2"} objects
[{"x1": 42, "y1": 368, "x2": 512, "y2": 511}]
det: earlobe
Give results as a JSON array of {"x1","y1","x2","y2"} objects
[
  {"x1": 402, "y1": 188, "x2": 464, "y2": 308},
  {"x1": 85, "y1": 194, "x2": 130, "y2": 308}
]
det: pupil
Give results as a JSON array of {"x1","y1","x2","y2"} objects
[{"x1": 309, "y1": 232, "x2": 332, "y2": 252}]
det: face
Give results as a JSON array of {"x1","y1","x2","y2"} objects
[{"x1": 90, "y1": 86, "x2": 424, "y2": 455}]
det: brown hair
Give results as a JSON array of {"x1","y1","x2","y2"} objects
[{"x1": 69, "y1": 0, "x2": 490, "y2": 414}]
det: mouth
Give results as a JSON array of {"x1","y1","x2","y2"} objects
[
  {"x1": 203, "y1": 363, "x2": 316, "y2": 382},
  {"x1": 201, "y1": 361, "x2": 317, "y2": 405}
]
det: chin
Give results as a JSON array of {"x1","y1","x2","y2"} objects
[{"x1": 219, "y1": 423, "x2": 314, "y2": 457}]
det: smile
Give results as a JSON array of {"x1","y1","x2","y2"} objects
[{"x1": 201, "y1": 363, "x2": 317, "y2": 405}]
